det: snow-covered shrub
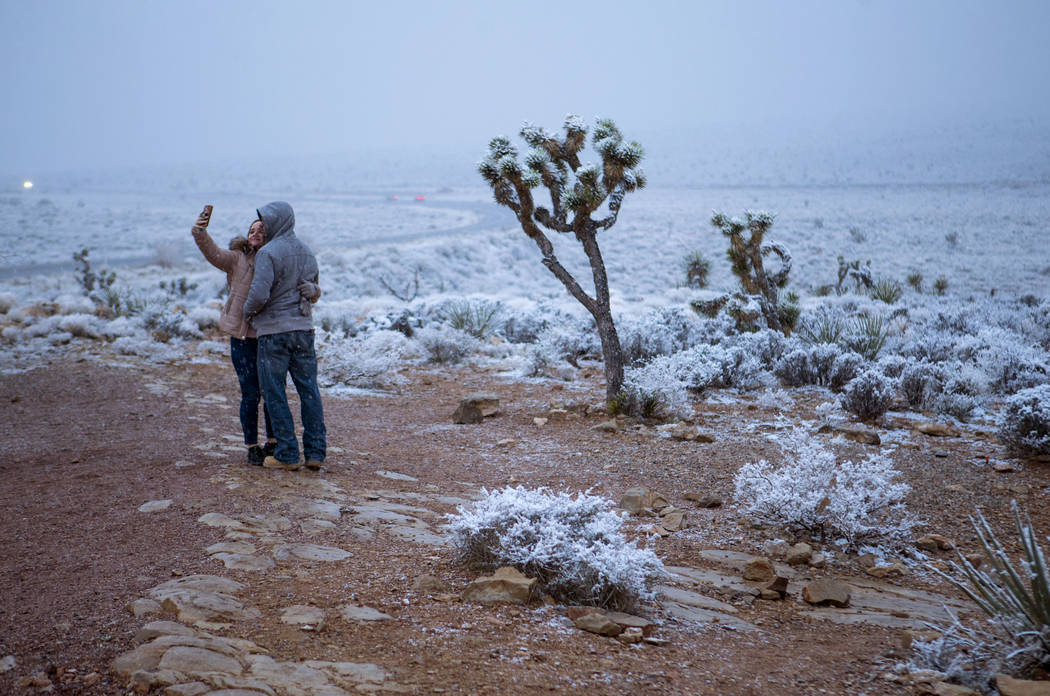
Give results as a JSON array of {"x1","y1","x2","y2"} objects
[
  {"x1": 619, "y1": 307, "x2": 703, "y2": 366},
  {"x1": 840, "y1": 370, "x2": 895, "y2": 421},
  {"x1": 187, "y1": 305, "x2": 219, "y2": 331},
  {"x1": 0, "y1": 292, "x2": 15, "y2": 314},
  {"x1": 622, "y1": 355, "x2": 693, "y2": 419},
  {"x1": 877, "y1": 354, "x2": 909, "y2": 379},
  {"x1": 57, "y1": 313, "x2": 100, "y2": 339},
  {"x1": 415, "y1": 325, "x2": 477, "y2": 364},
  {"x1": 446, "y1": 486, "x2": 665, "y2": 610},
  {"x1": 99, "y1": 316, "x2": 140, "y2": 340},
  {"x1": 900, "y1": 361, "x2": 942, "y2": 410},
  {"x1": 909, "y1": 618, "x2": 1006, "y2": 694},
  {"x1": 1, "y1": 326, "x2": 21, "y2": 344},
  {"x1": 320, "y1": 330, "x2": 412, "y2": 389},
  {"x1": 734, "y1": 428, "x2": 915, "y2": 548},
  {"x1": 998, "y1": 385, "x2": 1050, "y2": 455},
  {"x1": 526, "y1": 324, "x2": 601, "y2": 373},
  {"x1": 977, "y1": 340, "x2": 1049, "y2": 394},
  {"x1": 55, "y1": 293, "x2": 96, "y2": 315},
  {"x1": 829, "y1": 351, "x2": 865, "y2": 391},
  {"x1": 774, "y1": 348, "x2": 812, "y2": 387}
]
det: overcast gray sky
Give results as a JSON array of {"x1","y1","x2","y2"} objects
[{"x1": 1, "y1": 0, "x2": 1047, "y2": 175}]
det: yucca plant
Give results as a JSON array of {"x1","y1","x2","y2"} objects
[
  {"x1": 871, "y1": 278, "x2": 903, "y2": 304},
  {"x1": 936, "y1": 502, "x2": 1050, "y2": 672}
]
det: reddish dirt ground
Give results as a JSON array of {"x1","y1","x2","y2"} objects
[{"x1": 2, "y1": 353, "x2": 1048, "y2": 695}]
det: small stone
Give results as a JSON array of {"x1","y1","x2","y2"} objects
[
  {"x1": 412, "y1": 574, "x2": 448, "y2": 593},
  {"x1": 683, "y1": 492, "x2": 722, "y2": 508},
  {"x1": 18, "y1": 673, "x2": 52, "y2": 688},
  {"x1": 761, "y1": 540, "x2": 791, "y2": 558},
  {"x1": 139, "y1": 499, "x2": 173, "y2": 513},
  {"x1": 533, "y1": 417, "x2": 548, "y2": 426},
  {"x1": 742, "y1": 557, "x2": 776, "y2": 582},
  {"x1": 916, "y1": 534, "x2": 955, "y2": 552},
  {"x1": 619, "y1": 488, "x2": 669, "y2": 515},
  {"x1": 573, "y1": 612, "x2": 622, "y2": 636},
  {"x1": 591, "y1": 419, "x2": 618, "y2": 432},
  {"x1": 496, "y1": 439, "x2": 517, "y2": 447},
  {"x1": 994, "y1": 461, "x2": 1016, "y2": 473},
  {"x1": 802, "y1": 579, "x2": 851, "y2": 607},
  {"x1": 808, "y1": 552, "x2": 828, "y2": 569},
  {"x1": 765, "y1": 576, "x2": 790, "y2": 599},
  {"x1": 833, "y1": 424, "x2": 881, "y2": 445},
  {"x1": 786, "y1": 542, "x2": 813, "y2": 566},
  {"x1": 856, "y1": 553, "x2": 877, "y2": 568},
  {"x1": 659, "y1": 511, "x2": 686, "y2": 532},
  {"x1": 866, "y1": 562, "x2": 907, "y2": 578},
  {"x1": 617, "y1": 627, "x2": 645, "y2": 644},
  {"x1": 759, "y1": 589, "x2": 782, "y2": 600},
  {"x1": 996, "y1": 673, "x2": 1050, "y2": 696},
  {"x1": 0, "y1": 655, "x2": 15, "y2": 673},
  {"x1": 461, "y1": 566, "x2": 537, "y2": 605}
]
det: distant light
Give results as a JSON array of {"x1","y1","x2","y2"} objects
[
  {"x1": 415, "y1": 195, "x2": 425, "y2": 201},
  {"x1": 23, "y1": 181, "x2": 33, "y2": 189}
]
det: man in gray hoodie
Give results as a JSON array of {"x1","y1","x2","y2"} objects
[{"x1": 244, "y1": 201, "x2": 326, "y2": 471}]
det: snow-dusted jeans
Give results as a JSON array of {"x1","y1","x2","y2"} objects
[
  {"x1": 229, "y1": 336, "x2": 274, "y2": 446},
  {"x1": 257, "y1": 330, "x2": 326, "y2": 465}
]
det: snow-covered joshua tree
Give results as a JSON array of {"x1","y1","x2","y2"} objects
[
  {"x1": 479, "y1": 116, "x2": 646, "y2": 403},
  {"x1": 711, "y1": 210, "x2": 792, "y2": 335}
]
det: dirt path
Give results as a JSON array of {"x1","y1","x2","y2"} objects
[{"x1": 1, "y1": 355, "x2": 1045, "y2": 695}]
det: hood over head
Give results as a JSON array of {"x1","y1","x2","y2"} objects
[{"x1": 256, "y1": 201, "x2": 295, "y2": 241}]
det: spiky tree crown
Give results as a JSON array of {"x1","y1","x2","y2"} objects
[
  {"x1": 479, "y1": 115, "x2": 646, "y2": 235},
  {"x1": 711, "y1": 210, "x2": 791, "y2": 292}
]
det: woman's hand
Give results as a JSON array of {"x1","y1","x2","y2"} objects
[{"x1": 193, "y1": 205, "x2": 213, "y2": 230}]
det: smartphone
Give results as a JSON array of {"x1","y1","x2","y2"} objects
[{"x1": 200, "y1": 204, "x2": 214, "y2": 227}]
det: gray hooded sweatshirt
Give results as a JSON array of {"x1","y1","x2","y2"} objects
[{"x1": 243, "y1": 201, "x2": 319, "y2": 336}]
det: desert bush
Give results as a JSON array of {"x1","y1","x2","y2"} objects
[
  {"x1": 712, "y1": 210, "x2": 792, "y2": 334},
  {"x1": 622, "y1": 355, "x2": 693, "y2": 420},
  {"x1": 0, "y1": 292, "x2": 15, "y2": 314},
  {"x1": 778, "y1": 291, "x2": 801, "y2": 334},
  {"x1": 836, "y1": 256, "x2": 873, "y2": 295},
  {"x1": 906, "y1": 272, "x2": 924, "y2": 293},
  {"x1": 798, "y1": 310, "x2": 846, "y2": 346},
  {"x1": 682, "y1": 250, "x2": 711, "y2": 288},
  {"x1": 620, "y1": 307, "x2": 703, "y2": 366},
  {"x1": 840, "y1": 370, "x2": 895, "y2": 421},
  {"x1": 934, "y1": 276, "x2": 950, "y2": 295},
  {"x1": 977, "y1": 339, "x2": 1049, "y2": 394},
  {"x1": 774, "y1": 348, "x2": 812, "y2": 388},
  {"x1": 844, "y1": 314, "x2": 888, "y2": 361},
  {"x1": 998, "y1": 385, "x2": 1050, "y2": 455},
  {"x1": 73, "y1": 248, "x2": 115, "y2": 297},
  {"x1": 441, "y1": 299, "x2": 504, "y2": 339},
  {"x1": 320, "y1": 330, "x2": 412, "y2": 389},
  {"x1": 871, "y1": 278, "x2": 903, "y2": 305},
  {"x1": 415, "y1": 325, "x2": 477, "y2": 364},
  {"x1": 734, "y1": 428, "x2": 914, "y2": 548},
  {"x1": 923, "y1": 503, "x2": 1050, "y2": 684},
  {"x1": 446, "y1": 487, "x2": 665, "y2": 610},
  {"x1": 829, "y1": 351, "x2": 865, "y2": 391},
  {"x1": 877, "y1": 354, "x2": 909, "y2": 379},
  {"x1": 848, "y1": 226, "x2": 866, "y2": 243},
  {"x1": 525, "y1": 323, "x2": 602, "y2": 375}
]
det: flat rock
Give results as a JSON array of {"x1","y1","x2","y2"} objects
[
  {"x1": 914, "y1": 422, "x2": 959, "y2": 438},
  {"x1": 932, "y1": 682, "x2": 981, "y2": 695},
  {"x1": 139, "y1": 499, "x2": 173, "y2": 513},
  {"x1": 157, "y1": 645, "x2": 243, "y2": 677},
  {"x1": 412, "y1": 574, "x2": 449, "y2": 593},
  {"x1": 213, "y1": 553, "x2": 275, "y2": 572},
  {"x1": 996, "y1": 674, "x2": 1050, "y2": 696},
  {"x1": 683, "y1": 492, "x2": 722, "y2": 508},
  {"x1": 802, "y1": 579, "x2": 851, "y2": 607},
  {"x1": 833, "y1": 424, "x2": 881, "y2": 445},
  {"x1": 659, "y1": 511, "x2": 687, "y2": 532},
  {"x1": 272, "y1": 543, "x2": 351, "y2": 563},
  {"x1": 197, "y1": 512, "x2": 246, "y2": 530},
  {"x1": 238, "y1": 513, "x2": 293, "y2": 534},
  {"x1": 150, "y1": 575, "x2": 245, "y2": 596},
  {"x1": 374, "y1": 470, "x2": 419, "y2": 482},
  {"x1": 280, "y1": 605, "x2": 326, "y2": 631},
  {"x1": 461, "y1": 566, "x2": 537, "y2": 605},
  {"x1": 591, "y1": 419, "x2": 618, "y2": 432},
  {"x1": 299, "y1": 518, "x2": 338, "y2": 535},
  {"x1": 288, "y1": 498, "x2": 342, "y2": 521},
  {"x1": 205, "y1": 541, "x2": 257, "y2": 556},
  {"x1": 0, "y1": 655, "x2": 16, "y2": 673},
  {"x1": 573, "y1": 612, "x2": 622, "y2": 636},
  {"x1": 457, "y1": 393, "x2": 500, "y2": 418},
  {"x1": 134, "y1": 621, "x2": 196, "y2": 643},
  {"x1": 339, "y1": 604, "x2": 394, "y2": 622}
]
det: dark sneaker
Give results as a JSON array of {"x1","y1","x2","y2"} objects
[
  {"x1": 262, "y1": 456, "x2": 300, "y2": 471},
  {"x1": 247, "y1": 445, "x2": 265, "y2": 466},
  {"x1": 263, "y1": 441, "x2": 277, "y2": 458},
  {"x1": 305, "y1": 460, "x2": 323, "y2": 471}
]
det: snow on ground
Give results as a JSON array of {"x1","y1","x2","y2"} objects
[{"x1": 1, "y1": 156, "x2": 1048, "y2": 437}]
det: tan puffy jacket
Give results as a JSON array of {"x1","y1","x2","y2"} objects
[{"x1": 192, "y1": 226, "x2": 257, "y2": 339}]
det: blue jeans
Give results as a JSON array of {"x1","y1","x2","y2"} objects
[
  {"x1": 257, "y1": 330, "x2": 326, "y2": 464},
  {"x1": 229, "y1": 337, "x2": 274, "y2": 446}
]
